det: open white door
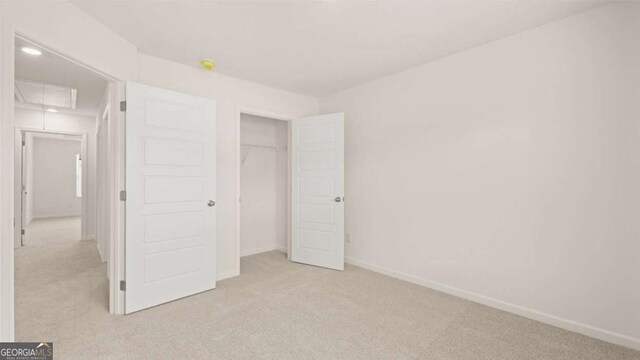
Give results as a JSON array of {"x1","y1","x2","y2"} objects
[
  {"x1": 291, "y1": 113, "x2": 345, "y2": 270},
  {"x1": 125, "y1": 82, "x2": 216, "y2": 313}
]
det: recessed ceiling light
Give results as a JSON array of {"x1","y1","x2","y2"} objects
[
  {"x1": 46, "y1": 108, "x2": 58, "y2": 113},
  {"x1": 21, "y1": 47, "x2": 42, "y2": 56}
]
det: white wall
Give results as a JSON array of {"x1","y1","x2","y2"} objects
[
  {"x1": 137, "y1": 54, "x2": 318, "y2": 278},
  {"x1": 1, "y1": 4, "x2": 318, "y2": 331},
  {"x1": 15, "y1": 108, "x2": 97, "y2": 237},
  {"x1": 32, "y1": 137, "x2": 81, "y2": 218},
  {"x1": 240, "y1": 114, "x2": 288, "y2": 257},
  {"x1": 320, "y1": 2, "x2": 640, "y2": 347}
]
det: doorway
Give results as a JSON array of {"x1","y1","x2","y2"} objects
[
  {"x1": 17, "y1": 131, "x2": 85, "y2": 247},
  {"x1": 11, "y1": 35, "x2": 115, "y2": 341},
  {"x1": 238, "y1": 112, "x2": 291, "y2": 271}
]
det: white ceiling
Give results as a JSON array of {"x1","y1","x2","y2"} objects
[
  {"x1": 15, "y1": 37, "x2": 108, "y2": 116},
  {"x1": 73, "y1": 1, "x2": 604, "y2": 96}
]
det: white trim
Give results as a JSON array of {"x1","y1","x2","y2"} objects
[
  {"x1": 13, "y1": 128, "x2": 22, "y2": 249},
  {"x1": 240, "y1": 244, "x2": 288, "y2": 258},
  {"x1": 14, "y1": 33, "x2": 120, "y2": 83},
  {"x1": 286, "y1": 121, "x2": 292, "y2": 261},
  {"x1": 15, "y1": 128, "x2": 88, "y2": 245},
  {"x1": 108, "y1": 81, "x2": 126, "y2": 315},
  {"x1": 0, "y1": 13, "x2": 16, "y2": 342},
  {"x1": 101, "y1": 101, "x2": 109, "y2": 122},
  {"x1": 240, "y1": 245, "x2": 279, "y2": 258},
  {"x1": 344, "y1": 256, "x2": 640, "y2": 351},
  {"x1": 234, "y1": 108, "x2": 241, "y2": 276},
  {"x1": 96, "y1": 91, "x2": 111, "y2": 271},
  {"x1": 94, "y1": 235, "x2": 105, "y2": 262},
  {"x1": 234, "y1": 107, "x2": 294, "y2": 276},
  {"x1": 80, "y1": 132, "x2": 88, "y2": 241},
  {"x1": 217, "y1": 269, "x2": 240, "y2": 282},
  {"x1": 33, "y1": 214, "x2": 82, "y2": 220}
]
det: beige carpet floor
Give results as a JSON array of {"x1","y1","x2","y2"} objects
[
  {"x1": 15, "y1": 220, "x2": 640, "y2": 359},
  {"x1": 23, "y1": 216, "x2": 81, "y2": 246}
]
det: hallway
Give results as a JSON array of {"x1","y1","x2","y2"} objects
[
  {"x1": 23, "y1": 216, "x2": 82, "y2": 246},
  {"x1": 15, "y1": 216, "x2": 108, "y2": 344}
]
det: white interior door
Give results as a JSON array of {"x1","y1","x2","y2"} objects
[
  {"x1": 125, "y1": 82, "x2": 216, "y2": 313},
  {"x1": 291, "y1": 113, "x2": 345, "y2": 270}
]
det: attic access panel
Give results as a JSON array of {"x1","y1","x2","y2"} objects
[{"x1": 14, "y1": 79, "x2": 77, "y2": 110}]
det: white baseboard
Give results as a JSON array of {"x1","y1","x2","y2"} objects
[
  {"x1": 94, "y1": 239, "x2": 108, "y2": 264},
  {"x1": 217, "y1": 269, "x2": 239, "y2": 281},
  {"x1": 240, "y1": 245, "x2": 288, "y2": 258},
  {"x1": 221, "y1": 246, "x2": 288, "y2": 282},
  {"x1": 240, "y1": 245, "x2": 278, "y2": 257},
  {"x1": 345, "y1": 256, "x2": 640, "y2": 351}
]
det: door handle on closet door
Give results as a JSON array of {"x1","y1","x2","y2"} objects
[
  {"x1": 334, "y1": 197, "x2": 343, "y2": 203},
  {"x1": 207, "y1": 200, "x2": 216, "y2": 207}
]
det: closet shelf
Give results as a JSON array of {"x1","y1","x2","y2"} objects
[{"x1": 241, "y1": 143, "x2": 287, "y2": 151}]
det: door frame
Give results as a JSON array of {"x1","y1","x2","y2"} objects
[
  {"x1": 234, "y1": 107, "x2": 294, "y2": 276},
  {"x1": 0, "y1": 28, "x2": 126, "y2": 340},
  {"x1": 14, "y1": 128, "x2": 88, "y2": 246}
]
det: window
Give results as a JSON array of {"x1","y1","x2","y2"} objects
[{"x1": 76, "y1": 154, "x2": 82, "y2": 197}]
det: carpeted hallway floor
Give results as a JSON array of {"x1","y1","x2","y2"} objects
[
  {"x1": 23, "y1": 216, "x2": 82, "y2": 246},
  {"x1": 15, "y1": 219, "x2": 640, "y2": 359}
]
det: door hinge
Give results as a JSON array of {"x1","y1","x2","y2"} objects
[
  {"x1": 21, "y1": 229, "x2": 25, "y2": 235},
  {"x1": 120, "y1": 280, "x2": 126, "y2": 291},
  {"x1": 120, "y1": 101, "x2": 127, "y2": 112},
  {"x1": 120, "y1": 190, "x2": 126, "y2": 201},
  {"x1": 22, "y1": 140, "x2": 25, "y2": 146}
]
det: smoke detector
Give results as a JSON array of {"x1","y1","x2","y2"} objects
[{"x1": 200, "y1": 59, "x2": 216, "y2": 71}]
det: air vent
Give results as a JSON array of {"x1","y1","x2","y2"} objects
[{"x1": 14, "y1": 79, "x2": 77, "y2": 110}]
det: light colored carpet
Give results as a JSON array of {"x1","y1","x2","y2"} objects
[
  {"x1": 15, "y1": 228, "x2": 640, "y2": 359},
  {"x1": 24, "y1": 216, "x2": 81, "y2": 246}
]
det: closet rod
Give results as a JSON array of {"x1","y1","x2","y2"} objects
[{"x1": 240, "y1": 143, "x2": 287, "y2": 151}]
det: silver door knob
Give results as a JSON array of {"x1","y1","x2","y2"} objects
[
  {"x1": 334, "y1": 197, "x2": 342, "y2": 203},
  {"x1": 208, "y1": 200, "x2": 216, "y2": 207}
]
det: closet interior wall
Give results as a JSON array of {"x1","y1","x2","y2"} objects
[{"x1": 240, "y1": 114, "x2": 288, "y2": 258}]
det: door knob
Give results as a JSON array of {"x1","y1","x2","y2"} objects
[
  {"x1": 208, "y1": 200, "x2": 216, "y2": 207},
  {"x1": 334, "y1": 197, "x2": 342, "y2": 203}
]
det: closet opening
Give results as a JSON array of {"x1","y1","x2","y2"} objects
[{"x1": 238, "y1": 112, "x2": 291, "y2": 273}]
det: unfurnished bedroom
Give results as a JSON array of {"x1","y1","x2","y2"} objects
[{"x1": 0, "y1": 1, "x2": 638, "y2": 359}]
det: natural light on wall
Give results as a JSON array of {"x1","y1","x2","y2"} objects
[{"x1": 76, "y1": 154, "x2": 82, "y2": 197}]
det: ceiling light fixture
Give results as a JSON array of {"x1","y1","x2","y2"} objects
[
  {"x1": 21, "y1": 47, "x2": 42, "y2": 56},
  {"x1": 200, "y1": 59, "x2": 216, "y2": 71},
  {"x1": 46, "y1": 108, "x2": 58, "y2": 113}
]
